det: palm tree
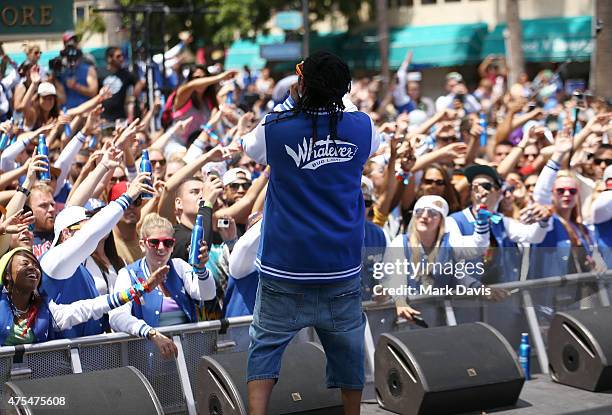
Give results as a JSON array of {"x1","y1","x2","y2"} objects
[{"x1": 505, "y1": 0, "x2": 525, "y2": 86}]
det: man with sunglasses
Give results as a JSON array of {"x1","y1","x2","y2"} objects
[
  {"x1": 40, "y1": 172, "x2": 154, "y2": 338},
  {"x1": 223, "y1": 168, "x2": 252, "y2": 207},
  {"x1": 98, "y1": 46, "x2": 144, "y2": 122},
  {"x1": 447, "y1": 164, "x2": 550, "y2": 284}
]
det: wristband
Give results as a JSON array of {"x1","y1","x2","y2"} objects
[
  {"x1": 203, "y1": 201, "x2": 213, "y2": 209},
  {"x1": 16, "y1": 185, "x2": 31, "y2": 197},
  {"x1": 395, "y1": 171, "x2": 411, "y2": 185}
]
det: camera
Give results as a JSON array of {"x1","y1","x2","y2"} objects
[
  {"x1": 217, "y1": 218, "x2": 230, "y2": 228},
  {"x1": 48, "y1": 45, "x2": 83, "y2": 77}
]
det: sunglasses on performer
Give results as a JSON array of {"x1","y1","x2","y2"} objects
[{"x1": 145, "y1": 238, "x2": 176, "y2": 249}]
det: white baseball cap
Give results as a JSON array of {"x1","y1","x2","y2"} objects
[
  {"x1": 222, "y1": 168, "x2": 252, "y2": 186},
  {"x1": 361, "y1": 176, "x2": 374, "y2": 201},
  {"x1": 37, "y1": 82, "x2": 57, "y2": 97},
  {"x1": 413, "y1": 195, "x2": 449, "y2": 218},
  {"x1": 51, "y1": 206, "x2": 88, "y2": 247}
]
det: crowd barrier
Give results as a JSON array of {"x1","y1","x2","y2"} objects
[{"x1": 0, "y1": 270, "x2": 610, "y2": 414}]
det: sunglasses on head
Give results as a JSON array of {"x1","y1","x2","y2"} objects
[
  {"x1": 423, "y1": 178, "x2": 445, "y2": 186},
  {"x1": 555, "y1": 187, "x2": 578, "y2": 196},
  {"x1": 594, "y1": 158, "x2": 612, "y2": 167},
  {"x1": 414, "y1": 207, "x2": 441, "y2": 218},
  {"x1": 145, "y1": 238, "x2": 176, "y2": 249},
  {"x1": 229, "y1": 182, "x2": 251, "y2": 191}
]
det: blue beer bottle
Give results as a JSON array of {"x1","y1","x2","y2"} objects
[
  {"x1": 479, "y1": 112, "x2": 488, "y2": 148},
  {"x1": 519, "y1": 332, "x2": 531, "y2": 380},
  {"x1": 37, "y1": 134, "x2": 51, "y2": 182},
  {"x1": 140, "y1": 149, "x2": 153, "y2": 199},
  {"x1": 188, "y1": 214, "x2": 204, "y2": 267}
]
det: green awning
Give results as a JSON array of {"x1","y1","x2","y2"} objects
[
  {"x1": 482, "y1": 16, "x2": 592, "y2": 62},
  {"x1": 224, "y1": 34, "x2": 285, "y2": 70},
  {"x1": 7, "y1": 47, "x2": 108, "y2": 70},
  {"x1": 340, "y1": 23, "x2": 488, "y2": 70},
  {"x1": 224, "y1": 32, "x2": 345, "y2": 70}
]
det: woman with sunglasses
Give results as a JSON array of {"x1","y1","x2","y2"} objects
[
  {"x1": 402, "y1": 164, "x2": 461, "y2": 228},
  {"x1": 110, "y1": 213, "x2": 216, "y2": 359},
  {"x1": 530, "y1": 133, "x2": 596, "y2": 278},
  {"x1": 385, "y1": 195, "x2": 492, "y2": 321},
  {"x1": 0, "y1": 247, "x2": 167, "y2": 346}
]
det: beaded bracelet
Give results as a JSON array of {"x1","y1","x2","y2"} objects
[{"x1": 396, "y1": 171, "x2": 411, "y2": 185}]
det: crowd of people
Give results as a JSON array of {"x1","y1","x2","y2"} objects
[{"x1": 0, "y1": 32, "x2": 610, "y2": 358}]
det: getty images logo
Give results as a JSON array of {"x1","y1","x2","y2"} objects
[{"x1": 285, "y1": 136, "x2": 358, "y2": 170}]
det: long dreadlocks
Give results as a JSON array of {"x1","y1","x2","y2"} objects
[{"x1": 264, "y1": 51, "x2": 352, "y2": 144}]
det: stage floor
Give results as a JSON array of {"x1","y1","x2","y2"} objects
[{"x1": 360, "y1": 376, "x2": 612, "y2": 414}]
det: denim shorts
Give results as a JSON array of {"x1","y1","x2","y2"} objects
[{"x1": 247, "y1": 276, "x2": 366, "y2": 390}]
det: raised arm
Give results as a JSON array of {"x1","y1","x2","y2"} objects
[
  {"x1": 174, "y1": 70, "x2": 237, "y2": 110},
  {"x1": 41, "y1": 172, "x2": 154, "y2": 279},
  {"x1": 67, "y1": 145, "x2": 123, "y2": 207}
]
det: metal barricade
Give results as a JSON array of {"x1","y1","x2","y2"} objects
[
  {"x1": 0, "y1": 316, "x2": 253, "y2": 415},
  {"x1": 0, "y1": 272, "x2": 610, "y2": 413}
]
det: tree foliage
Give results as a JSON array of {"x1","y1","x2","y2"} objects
[{"x1": 116, "y1": 0, "x2": 371, "y2": 50}]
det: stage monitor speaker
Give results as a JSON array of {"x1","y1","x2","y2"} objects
[
  {"x1": 375, "y1": 322, "x2": 524, "y2": 415},
  {"x1": 548, "y1": 306, "x2": 612, "y2": 391},
  {"x1": 2, "y1": 366, "x2": 163, "y2": 415},
  {"x1": 197, "y1": 341, "x2": 344, "y2": 414}
]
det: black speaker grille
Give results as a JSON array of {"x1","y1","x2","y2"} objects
[
  {"x1": 387, "y1": 369, "x2": 402, "y2": 397},
  {"x1": 209, "y1": 393, "x2": 223, "y2": 415},
  {"x1": 562, "y1": 345, "x2": 580, "y2": 372}
]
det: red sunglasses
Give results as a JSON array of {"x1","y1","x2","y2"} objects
[{"x1": 144, "y1": 238, "x2": 176, "y2": 249}]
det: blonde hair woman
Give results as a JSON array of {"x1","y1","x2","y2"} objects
[
  {"x1": 109, "y1": 213, "x2": 216, "y2": 359},
  {"x1": 384, "y1": 195, "x2": 492, "y2": 322}
]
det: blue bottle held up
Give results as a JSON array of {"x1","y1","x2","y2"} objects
[
  {"x1": 139, "y1": 149, "x2": 153, "y2": 199},
  {"x1": 189, "y1": 214, "x2": 204, "y2": 268},
  {"x1": 37, "y1": 134, "x2": 51, "y2": 182},
  {"x1": 479, "y1": 112, "x2": 488, "y2": 148},
  {"x1": 519, "y1": 332, "x2": 531, "y2": 380}
]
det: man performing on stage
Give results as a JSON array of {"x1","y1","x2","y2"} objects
[{"x1": 240, "y1": 51, "x2": 380, "y2": 415}]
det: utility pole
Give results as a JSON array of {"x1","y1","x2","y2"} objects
[
  {"x1": 376, "y1": 0, "x2": 390, "y2": 92},
  {"x1": 505, "y1": 0, "x2": 525, "y2": 86},
  {"x1": 302, "y1": 0, "x2": 310, "y2": 58},
  {"x1": 592, "y1": 0, "x2": 611, "y2": 98}
]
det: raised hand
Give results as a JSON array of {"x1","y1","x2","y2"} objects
[
  {"x1": 0, "y1": 209, "x2": 35, "y2": 235},
  {"x1": 100, "y1": 145, "x2": 124, "y2": 171},
  {"x1": 126, "y1": 171, "x2": 155, "y2": 200},
  {"x1": 25, "y1": 153, "x2": 48, "y2": 183},
  {"x1": 144, "y1": 265, "x2": 169, "y2": 291},
  {"x1": 202, "y1": 175, "x2": 223, "y2": 205}
]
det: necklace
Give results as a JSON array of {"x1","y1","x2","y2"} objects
[{"x1": 13, "y1": 304, "x2": 30, "y2": 316}]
